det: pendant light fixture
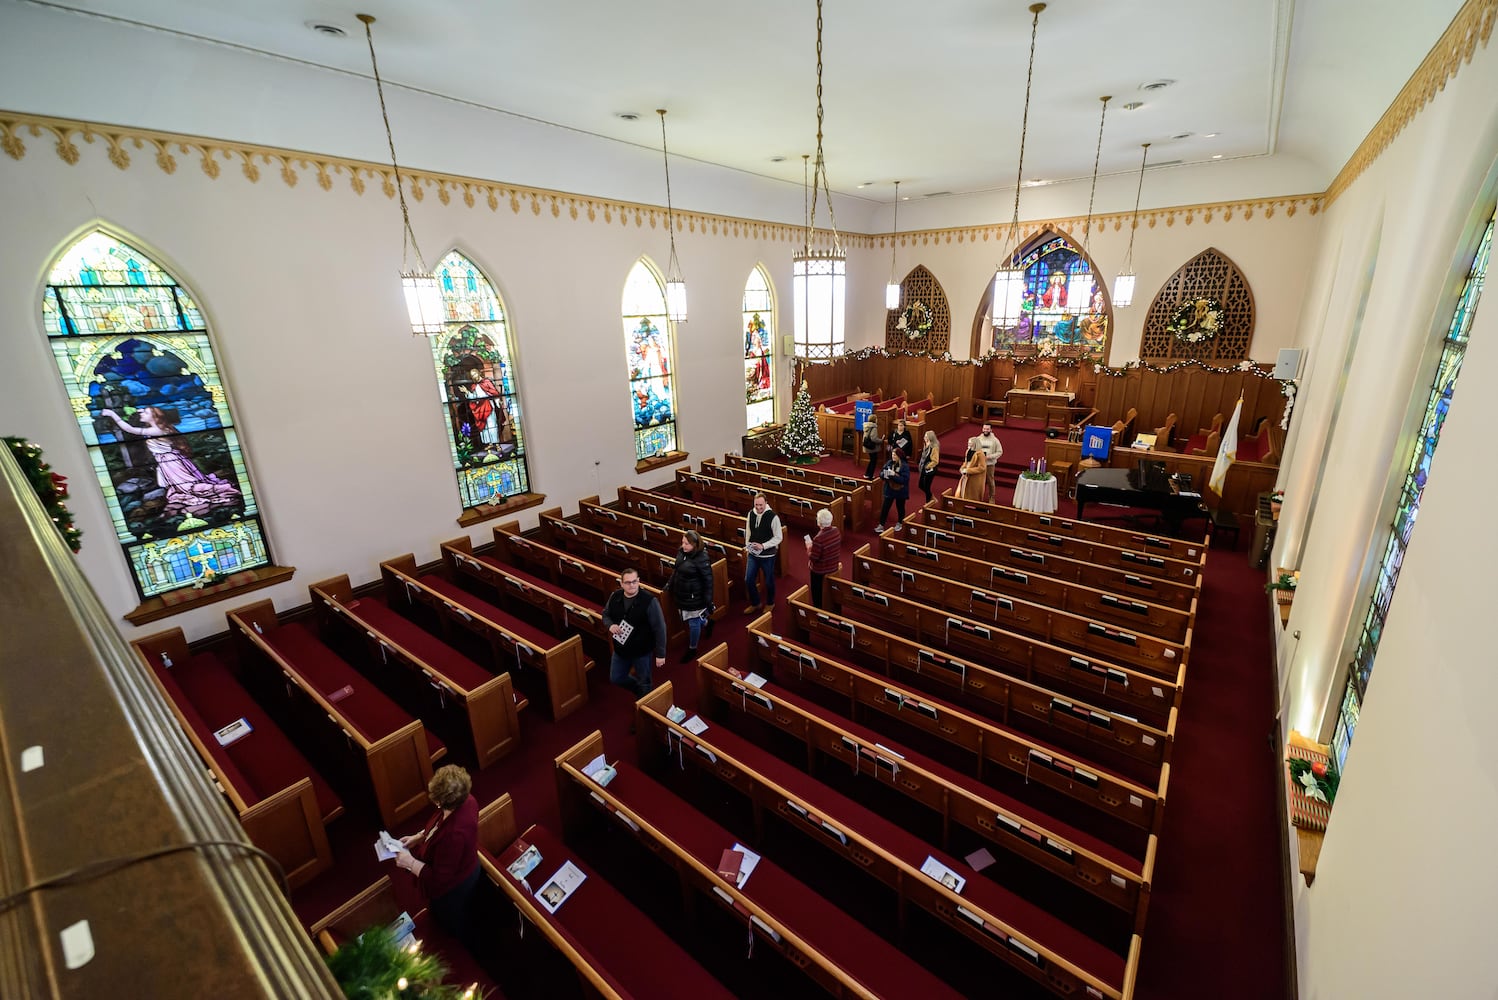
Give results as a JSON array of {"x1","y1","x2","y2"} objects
[
  {"x1": 1067, "y1": 96, "x2": 1111, "y2": 314},
  {"x1": 1113, "y1": 142, "x2": 1151, "y2": 308},
  {"x1": 357, "y1": 14, "x2": 444, "y2": 336},
  {"x1": 656, "y1": 109, "x2": 687, "y2": 322},
  {"x1": 992, "y1": 3, "x2": 1047, "y2": 334},
  {"x1": 792, "y1": 0, "x2": 847, "y2": 360},
  {"x1": 886, "y1": 181, "x2": 902, "y2": 310}
]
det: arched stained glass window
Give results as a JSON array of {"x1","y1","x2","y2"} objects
[
  {"x1": 990, "y1": 232, "x2": 1109, "y2": 360},
  {"x1": 430, "y1": 251, "x2": 531, "y2": 508},
  {"x1": 743, "y1": 267, "x2": 776, "y2": 429},
  {"x1": 1332, "y1": 205, "x2": 1493, "y2": 771},
  {"x1": 41, "y1": 231, "x2": 271, "y2": 599},
  {"x1": 623, "y1": 260, "x2": 678, "y2": 460}
]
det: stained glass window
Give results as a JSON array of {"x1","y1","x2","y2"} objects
[
  {"x1": 1331, "y1": 205, "x2": 1493, "y2": 771},
  {"x1": 429, "y1": 251, "x2": 531, "y2": 508},
  {"x1": 743, "y1": 267, "x2": 776, "y2": 429},
  {"x1": 41, "y1": 231, "x2": 271, "y2": 600},
  {"x1": 623, "y1": 260, "x2": 678, "y2": 460},
  {"x1": 991, "y1": 234, "x2": 1109, "y2": 359}
]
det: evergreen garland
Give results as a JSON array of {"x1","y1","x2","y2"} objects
[
  {"x1": 325, "y1": 925, "x2": 480, "y2": 1000},
  {"x1": 779, "y1": 381, "x2": 824, "y2": 463},
  {"x1": 5, "y1": 437, "x2": 82, "y2": 552}
]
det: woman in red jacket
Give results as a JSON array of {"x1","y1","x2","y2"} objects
[
  {"x1": 804, "y1": 507, "x2": 843, "y2": 609},
  {"x1": 397, "y1": 765, "x2": 480, "y2": 938}
]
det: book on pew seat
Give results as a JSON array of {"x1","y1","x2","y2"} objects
[
  {"x1": 507, "y1": 843, "x2": 542, "y2": 881},
  {"x1": 717, "y1": 849, "x2": 744, "y2": 883},
  {"x1": 730, "y1": 843, "x2": 761, "y2": 889},
  {"x1": 213, "y1": 717, "x2": 253, "y2": 747},
  {"x1": 920, "y1": 855, "x2": 967, "y2": 894},
  {"x1": 535, "y1": 861, "x2": 586, "y2": 914},
  {"x1": 327, "y1": 684, "x2": 355, "y2": 704}
]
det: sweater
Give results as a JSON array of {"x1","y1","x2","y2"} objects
[
  {"x1": 415, "y1": 795, "x2": 479, "y2": 901},
  {"x1": 808, "y1": 526, "x2": 843, "y2": 575}
]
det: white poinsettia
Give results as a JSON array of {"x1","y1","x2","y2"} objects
[{"x1": 1298, "y1": 770, "x2": 1327, "y2": 803}]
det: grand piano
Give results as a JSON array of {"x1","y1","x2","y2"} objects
[{"x1": 1075, "y1": 460, "x2": 1209, "y2": 535}]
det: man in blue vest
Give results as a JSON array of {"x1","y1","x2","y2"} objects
[{"x1": 602, "y1": 567, "x2": 667, "y2": 703}]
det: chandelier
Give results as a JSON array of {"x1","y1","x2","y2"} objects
[
  {"x1": 1114, "y1": 142, "x2": 1152, "y2": 307},
  {"x1": 992, "y1": 3, "x2": 1047, "y2": 333},
  {"x1": 792, "y1": 0, "x2": 846, "y2": 358},
  {"x1": 656, "y1": 109, "x2": 687, "y2": 322}
]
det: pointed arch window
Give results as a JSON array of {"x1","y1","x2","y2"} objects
[
  {"x1": 41, "y1": 231, "x2": 272, "y2": 600},
  {"x1": 1331, "y1": 206, "x2": 1493, "y2": 771},
  {"x1": 743, "y1": 266, "x2": 776, "y2": 429},
  {"x1": 988, "y1": 231, "x2": 1110, "y2": 360},
  {"x1": 430, "y1": 251, "x2": 533, "y2": 510},
  {"x1": 623, "y1": 260, "x2": 679, "y2": 460}
]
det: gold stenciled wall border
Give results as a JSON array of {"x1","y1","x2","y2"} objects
[
  {"x1": 1324, "y1": 0, "x2": 1495, "y2": 206},
  {"x1": 2, "y1": 110, "x2": 1321, "y2": 251}
]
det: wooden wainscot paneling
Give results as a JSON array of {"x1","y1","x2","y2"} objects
[{"x1": 1093, "y1": 366, "x2": 1285, "y2": 459}]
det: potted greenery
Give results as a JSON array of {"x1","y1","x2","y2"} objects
[{"x1": 325, "y1": 925, "x2": 480, "y2": 1000}]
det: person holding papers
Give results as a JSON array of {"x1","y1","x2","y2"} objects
[
  {"x1": 394, "y1": 765, "x2": 480, "y2": 941},
  {"x1": 603, "y1": 566, "x2": 668, "y2": 700},
  {"x1": 742, "y1": 493, "x2": 782, "y2": 615},
  {"x1": 875, "y1": 450, "x2": 910, "y2": 533},
  {"x1": 805, "y1": 507, "x2": 842, "y2": 609}
]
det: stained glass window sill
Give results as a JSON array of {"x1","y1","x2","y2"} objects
[
  {"x1": 456, "y1": 492, "x2": 547, "y2": 528},
  {"x1": 635, "y1": 451, "x2": 690, "y2": 475},
  {"x1": 124, "y1": 564, "x2": 296, "y2": 626}
]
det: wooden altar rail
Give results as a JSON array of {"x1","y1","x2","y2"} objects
[
  {"x1": 228, "y1": 600, "x2": 439, "y2": 829},
  {"x1": 442, "y1": 536, "x2": 610, "y2": 646},
  {"x1": 555, "y1": 730, "x2": 960, "y2": 1000},
  {"x1": 380, "y1": 554, "x2": 592, "y2": 721},
  {"x1": 701, "y1": 649, "x2": 1157, "y2": 935},
  {"x1": 575, "y1": 495, "x2": 748, "y2": 589},
  {"x1": 886, "y1": 523, "x2": 1203, "y2": 609},
  {"x1": 932, "y1": 493, "x2": 1208, "y2": 562},
  {"x1": 913, "y1": 508, "x2": 1207, "y2": 583},
  {"x1": 635, "y1": 682, "x2": 1142, "y2": 1000},
  {"x1": 309, "y1": 575, "x2": 524, "y2": 769},
  {"x1": 490, "y1": 520, "x2": 687, "y2": 645},
  {"x1": 537, "y1": 508, "x2": 728, "y2": 623},
  {"x1": 674, "y1": 468, "x2": 843, "y2": 535},
  {"x1": 614, "y1": 485, "x2": 786, "y2": 578},
  {"x1": 701, "y1": 456, "x2": 869, "y2": 532}
]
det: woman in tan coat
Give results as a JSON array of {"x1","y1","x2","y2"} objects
[{"x1": 956, "y1": 445, "x2": 987, "y2": 502}]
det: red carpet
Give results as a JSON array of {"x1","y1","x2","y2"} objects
[{"x1": 281, "y1": 419, "x2": 1287, "y2": 999}]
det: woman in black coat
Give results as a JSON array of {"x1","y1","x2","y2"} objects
[
  {"x1": 876, "y1": 451, "x2": 911, "y2": 532},
  {"x1": 669, "y1": 530, "x2": 714, "y2": 661}
]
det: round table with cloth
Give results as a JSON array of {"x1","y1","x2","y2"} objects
[{"x1": 1012, "y1": 474, "x2": 1059, "y2": 513}]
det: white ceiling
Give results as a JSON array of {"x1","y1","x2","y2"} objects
[{"x1": 8, "y1": 0, "x2": 1467, "y2": 203}]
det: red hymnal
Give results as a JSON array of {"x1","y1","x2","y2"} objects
[
  {"x1": 717, "y1": 848, "x2": 744, "y2": 883},
  {"x1": 327, "y1": 684, "x2": 355, "y2": 704}
]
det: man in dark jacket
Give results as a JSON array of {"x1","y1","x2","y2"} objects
[
  {"x1": 668, "y1": 530, "x2": 713, "y2": 662},
  {"x1": 602, "y1": 567, "x2": 668, "y2": 699}
]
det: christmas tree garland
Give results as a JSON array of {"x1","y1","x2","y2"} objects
[{"x1": 5, "y1": 437, "x2": 82, "y2": 552}]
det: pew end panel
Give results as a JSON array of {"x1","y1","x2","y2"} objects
[
  {"x1": 554, "y1": 730, "x2": 609, "y2": 834},
  {"x1": 635, "y1": 682, "x2": 677, "y2": 762},
  {"x1": 133, "y1": 626, "x2": 190, "y2": 669},
  {"x1": 541, "y1": 634, "x2": 591, "y2": 722},
  {"x1": 367, "y1": 720, "x2": 436, "y2": 828},
  {"x1": 239, "y1": 777, "x2": 334, "y2": 890},
  {"x1": 476, "y1": 792, "x2": 518, "y2": 860},
  {"x1": 308, "y1": 573, "x2": 356, "y2": 607},
  {"x1": 227, "y1": 598, "x2": 281, "y2": 639},
  {"x1": 309, "y1": 876, "x2": 401, "y2": 956},
  {"x1": 379, "y1": 555, "x2": 422, "y2": 605},
  {"x1": 465, "y1": 671, "x2": 523, "y2": 769}
]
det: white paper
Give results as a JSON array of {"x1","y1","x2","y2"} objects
[
  {"x1": 743, "y1": 672, "x2": 768, "y2": 689},
  {"x1": 920, "y1": 855, "x2": 966, "y2": 894},
  {"x1": 213, "y1": 717, "x2": 253, "y2": 747},
  {"x1": 374, "y1": 830, "x2": 405, "y2": 862},
  {"x1": 731, "y1": 842, "x2": 761, "y2": 889},
  {"x1": 583, "y1": 753, "x2": 607, "y2": 776},
  {"x1": 60, "y1": 920, "x2": 94, "y2": 970},
  {"x1": 613, "y1": 621, "x2": 634, "y2": 646},
  {"x1": 535, "y1": 860, "x2": 587, "y2": 914},
  {"x1": 20, "y1": 745, "x2": 44, "y2": 772},
  {"x1": 507, "y1": 844, "x2": 542, "y2": 881},
  {"x1": 683, "y1": 715, "x2": 709, "y2": 735}
]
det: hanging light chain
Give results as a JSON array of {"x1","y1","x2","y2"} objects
[
  {"x1": 1081, "y1": 96, "x2": 1110, "y2": 254},
  {"x1": 358, "y1": 14, "x2": 427, "y2": 272},
  {"x1": 806, "y1": 0, "x2": 843, "y2": 256},
  {"x1": 1004, "y1": 3, "x2": 1045, "y2": 261},
  {"x1": 1122, "y1": 142, "x2": 1151, "y2": 271},
  {"x1": 889, "y1": 180, "x2": 900, "y2": 279},
  {"x1": 657, "y1": 109, "x2": 681, "y2": 276}
]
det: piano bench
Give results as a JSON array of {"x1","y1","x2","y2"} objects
[{"x1": 1208, "y1": 508, "x2": 1241, "y2": 550}]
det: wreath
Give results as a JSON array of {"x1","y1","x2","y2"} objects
[
  {"x1": 1168, "y1": 297, "x2": 1224, "y2": 344},
  {"x1": 896, "y1": 300, "x2": 934, "y2": 339}
]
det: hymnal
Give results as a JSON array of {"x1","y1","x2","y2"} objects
[
  {"x1": 213, "y1": 717, "x2": 253, "y2": 747},
  {"x1": 327, "y1": 685, "x2": 355, "y2": 704},
  {"x1": 507, "y1": 843, "x2": 542, "y2": 881},
  {"x1": 717, "y1": 848, "x2": 744, "y2": 883},
  {"x1": 683, "y1": 715, "x2": 709, "y2": 735}
]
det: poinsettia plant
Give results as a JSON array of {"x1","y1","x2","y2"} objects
[{"x1": 1288, "y1": 757, "x2": 1339, "y2": 805}]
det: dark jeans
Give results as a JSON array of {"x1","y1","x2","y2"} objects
[
  {"x1": 610, "y1": 650, "x2": 654, "y2": 696},
  {"x1": 878, "y1": 494, "x2": 907, "y2": 526},
  {"x1": 810, "y1": 572, "x2": 828, "y2": 608},
  {"x1": 429, "y1": 864, "x2": 481, "y2": 942},
  {"x1": 918, "y1": 469, "x2": 936, "y2": 503},
  {"x1": 864, "y1": 448, "x2": 881, "y2": 479},
  {"x1": 744, "y1": 551, "x2": 777, "y2": 606}
]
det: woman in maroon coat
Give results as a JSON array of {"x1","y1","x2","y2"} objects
[
  {"x1": 804, "y1": 507, "x2": 843, "y2": 609},
  {"x1": 397, "y1": 765, "x2": 480, "y2": 938}
]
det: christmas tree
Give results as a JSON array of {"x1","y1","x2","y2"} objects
[
  {"x1": 779, "y1": 380, "x2": 824, "y2": 463},
  {"x1": 5, "y1": 437, "x2": 82, "y2": 552}
]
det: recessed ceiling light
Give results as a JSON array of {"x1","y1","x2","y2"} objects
[
  {"x1": 1022, "y1": 178, "x2": 1048, "y2": 187},
  {"x1": 902, "y1": 196, "x2": 911, "y2": 201},
  {"x1": 1123, "y1": 102, "x2": 1145, "y2": 111},
  {"x1": 1140, "y1": 79, "x2": 1175, "y2": 91},
  {"x1": 1204, "y1": 132, "x2": 1219, "y2": 138},
  {"x1": 307, "y1": 21, "x2": 347, "y2": 37},
  {"x1": 614, "y1": 111, "x2": 641, "y2": 121},
  {"x1": 1212, "y1": 154, "x2": 1223, "y2": 159},
  {"x1": 1170, "y1": 132, "x2": 1193, "y2": 140},
  {"x1": 768, "y1": 155, "x2": 786, "y2": 163}
]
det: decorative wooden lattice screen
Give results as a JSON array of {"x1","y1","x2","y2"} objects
[
  {"x1": 1140, "y1": 248, "x2": 1256, "y2": 363},
  {"x1": 885, "y1": 264, "x2": 951, "y2": 354}
]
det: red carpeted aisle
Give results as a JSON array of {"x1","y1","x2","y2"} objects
[{"x1": 286, "y1": 418, "x2": 1287, "y2": 999}]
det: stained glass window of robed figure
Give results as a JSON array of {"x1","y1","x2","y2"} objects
[
  {"x1": 1331, "y1": 205, "x2": 1492, "y2": 772},
  {"x1": 622, "y1": 259, "x2": 678, "y2": 460},
  {"x1": 990, "y1": 233, "x2": 1109, "y2": 359},
  {"x1": 40, "y1": 230, "x2": 271, "y2": 600},
  {"x1": 429, "y1": 251, "x2": 531, "y2": 509},
  {"x1": 743, "y1": 266, "x2": 775, "y2": 429}
]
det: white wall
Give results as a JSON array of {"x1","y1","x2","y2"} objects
[{"x1": 1271, "y1": 22, "x2": 1498, "y2": 998}]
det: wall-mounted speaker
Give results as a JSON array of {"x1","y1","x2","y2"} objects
[
  {"x1": 783, "y1": 334, "x2": 795, "y2": 355},
  {"x1": 1274, "y1": 348, "x2": 1303, "y2": 381}
]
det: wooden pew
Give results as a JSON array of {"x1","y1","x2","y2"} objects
[
  {"x1": 615, "y1": 485, "x2": 784, "y2": 578},
  {"x1": 476, "y1": 793, "x2": 737, "y2": 1000},
  {"x1": 832, "y1": 565, "x2": 1189, "y2": 679},
  {"x1": 576, "y1": 495, "x2": 748, "y2": 591},
  {"x1": 903, "y1": 395, "x2": 961, "y2": 438},
  {"x1": 634, "y1": 684, "x2": 1142, "y2": 1000},
  {"x1": 697, "y1": 649, "x2": 1157, "y2": 935},
  {"x1": 674, "y1": 468, "x2": 841, "y2": 535},
  {"x1": 781, "y1": 590, "x2": 1171, "y2": 834},
  {"x1": 537, "y1": 507, "x2": 728, "y2": 622},
  {"x1": 308, "y1": 876, "x2": 408, "y2": 955},
  {"x1": 852, "y1": 543, "x2": 1194, "y2": 646},
  {"x1": 875, "y1": 532, "x2": 1200, "y2": 614},
  {"x1": 932, "y1": 492, "x2": 1206, "y2": 561},
  {"x1": 555, "y1": 731, "x2": 964, "y2": 1000},
  {"x1": 228, "y1": 600, "x2": 440, "y2": 829},
  {"x1": 132, "y1": 628, "x2": 337, "y2": 889},
  {"x1": 898, "y1": 519, "x2": 1201, "y2": 586},
  {"x1": 702, "y1": 456, "x2": 869, "y2": 533},
  {"x1": 441, "y1": 536, "x2": 609, "y2": 646},
  {"x1": 381, "y1": 554, "x2": 591, "y2": 722},
  {"x1": 723, "y1": 453, "x2": 869, "y2": 497},
  {"x1": 491, "y1": 520, "x2": 686, "y2": 644},
  {"x1": 310, "y1": 575, "x2": 524, "y2": 770}
]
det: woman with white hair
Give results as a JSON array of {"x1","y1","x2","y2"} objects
[{"x1": 804, "y1": 507, "x2": 843, "y2": 609}]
